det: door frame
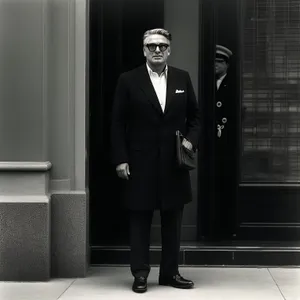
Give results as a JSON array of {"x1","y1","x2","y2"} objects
[{"x1": 197, "y1": 0, "x2": 217, "y2": 240}]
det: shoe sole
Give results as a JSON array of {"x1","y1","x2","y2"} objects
[
  {"x1": 159, "y1": 283, "x2": 194, "y2": 289},
  {"x1": 132, "y1": 287, "x2": 147, "y2": 293}
]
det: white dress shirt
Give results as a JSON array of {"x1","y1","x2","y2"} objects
[
  {"x1": 216, "y1": 73, "x2": 227, "y2": 90},
  {"x1": 146, "y1": 63, "x2": 168, "y2": 112}
]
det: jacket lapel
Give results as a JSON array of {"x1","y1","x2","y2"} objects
[
  {"x1": 164, "y1": 67, "x2": 176, "y2": 114},
  {"x1": 218, "y1": 73, "x2": 228, "y2": 91},
  {"x1": 137, "y1": 65, "x2": 163, "y2": 115}
]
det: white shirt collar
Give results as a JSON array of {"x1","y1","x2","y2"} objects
[
  {"x1": 217, "y1": 73, "x2": 227, "y2": 82},
  {"x1": 146, "y1": 63, "x2": 168, "y2": 77}
]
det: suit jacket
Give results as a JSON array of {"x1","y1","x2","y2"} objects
[{"x1": 110, "y1": 64, "x2": 201, "y2": 210}]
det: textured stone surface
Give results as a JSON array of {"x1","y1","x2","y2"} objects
[
  {"x1": 51, "y1": 192, "x2": 88, "y2": 278},
  {"x1": 0, "y1": 199, "x2": 50, "y2": 281}
]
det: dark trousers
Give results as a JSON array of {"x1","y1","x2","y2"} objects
[{"x1": 129, "y1": 208, "x2": 183, "y2": 278}]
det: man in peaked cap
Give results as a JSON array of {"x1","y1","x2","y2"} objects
[
  {"x1": 215, "y1": 44, "x2": 233, "y2": 140},
  {"x1": 214, "y1": 44, "x2": 237, "y2": 239}
]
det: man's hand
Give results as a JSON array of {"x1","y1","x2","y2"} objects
[
  {"x1": 116, "y1": 163, "x2": 130, "y2": 180},
  {"x1": 182, "y1": 138, "x2": 193, "y2": 151}
]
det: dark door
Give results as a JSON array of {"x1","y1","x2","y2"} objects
[
  {"x1": 89, "y1": 0, "x2": 164, "y2": 247},
  {"x1": 89, "y1": 0, "x2": 130, "y2": 246},
  {"x1": 199, "y1": 0, "x2": 300, "y2": 242},
  {"x1": 238, "y1": 0, "x2": 300, "y2": 241}
]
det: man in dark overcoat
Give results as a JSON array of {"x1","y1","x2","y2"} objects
[{"x1": 110, "y1": 28, "x2": 201, "y2": 293}]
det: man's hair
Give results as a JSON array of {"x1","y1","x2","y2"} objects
[{"x1": 143, "y1": 28, "x2": 172, "y2": 44}]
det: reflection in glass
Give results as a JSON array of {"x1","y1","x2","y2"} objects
[{"x1": 241, "y1": 0, "x2": 300, "y2": 182}]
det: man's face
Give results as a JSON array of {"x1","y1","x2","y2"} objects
[
  {"x1": 215, "y1": 58, "x2": 228, "y2": 76},
  {"x1": 143, "y1": 34, "x2": 170, "y2": 66}
]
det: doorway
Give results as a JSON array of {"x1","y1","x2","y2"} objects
[
  {"x1": 88, "y1": 0, "x2": 241, "y2": 251},
  {"x1": 89, "y1": 0, "x2": 202, "y2": 252},
  {"x1": 89, "y1": 0, "x2": 300, "y2": 265}
]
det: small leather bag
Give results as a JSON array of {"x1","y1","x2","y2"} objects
[{"x1": 175, "y1": 130, "x2": 196, "y2": 171}]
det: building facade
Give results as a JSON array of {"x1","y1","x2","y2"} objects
[{"x1": 1, "y1": 0, "x2": 300, "y2": 281}]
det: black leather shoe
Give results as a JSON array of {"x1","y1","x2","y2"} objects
[
  {"x1": 159, "y1": 274, "x2": 194, "y2": 289},
  {"x1": 132, "y1": 276, "x2": 147, "y2": 293}
]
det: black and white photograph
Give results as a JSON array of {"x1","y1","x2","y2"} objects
[{"x1": 0, "y1": 0, "x2": 300, "y2": 299}]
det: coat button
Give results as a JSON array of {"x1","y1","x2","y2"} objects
[
  {"x1": 216, "y1": 101, "x2": 222, "y2": 107},
  {"x1": 222, "y1": 117, "x2": 227, "y2": 124}
]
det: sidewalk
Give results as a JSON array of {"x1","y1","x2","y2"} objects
[{"x1": 0, "y1": 266, "x2": 299, "y2": 299}]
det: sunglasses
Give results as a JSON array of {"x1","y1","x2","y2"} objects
[
  {"x1": 215, "y1": 58, "x2": 226, "y2": 62},
  {"x1": 145, "y1": 43, "x2": 169, "y2": 52}
]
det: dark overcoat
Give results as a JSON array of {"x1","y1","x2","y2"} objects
[
  {"x1": 110, "y1": 64, "x2": 201, "y2": 211},
  {"x1": 214, "y1": 73, "x2": 238, "y2": 234},
  {"x1": 215, "y1": 74, "x2": 235, "y2": 147}
]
